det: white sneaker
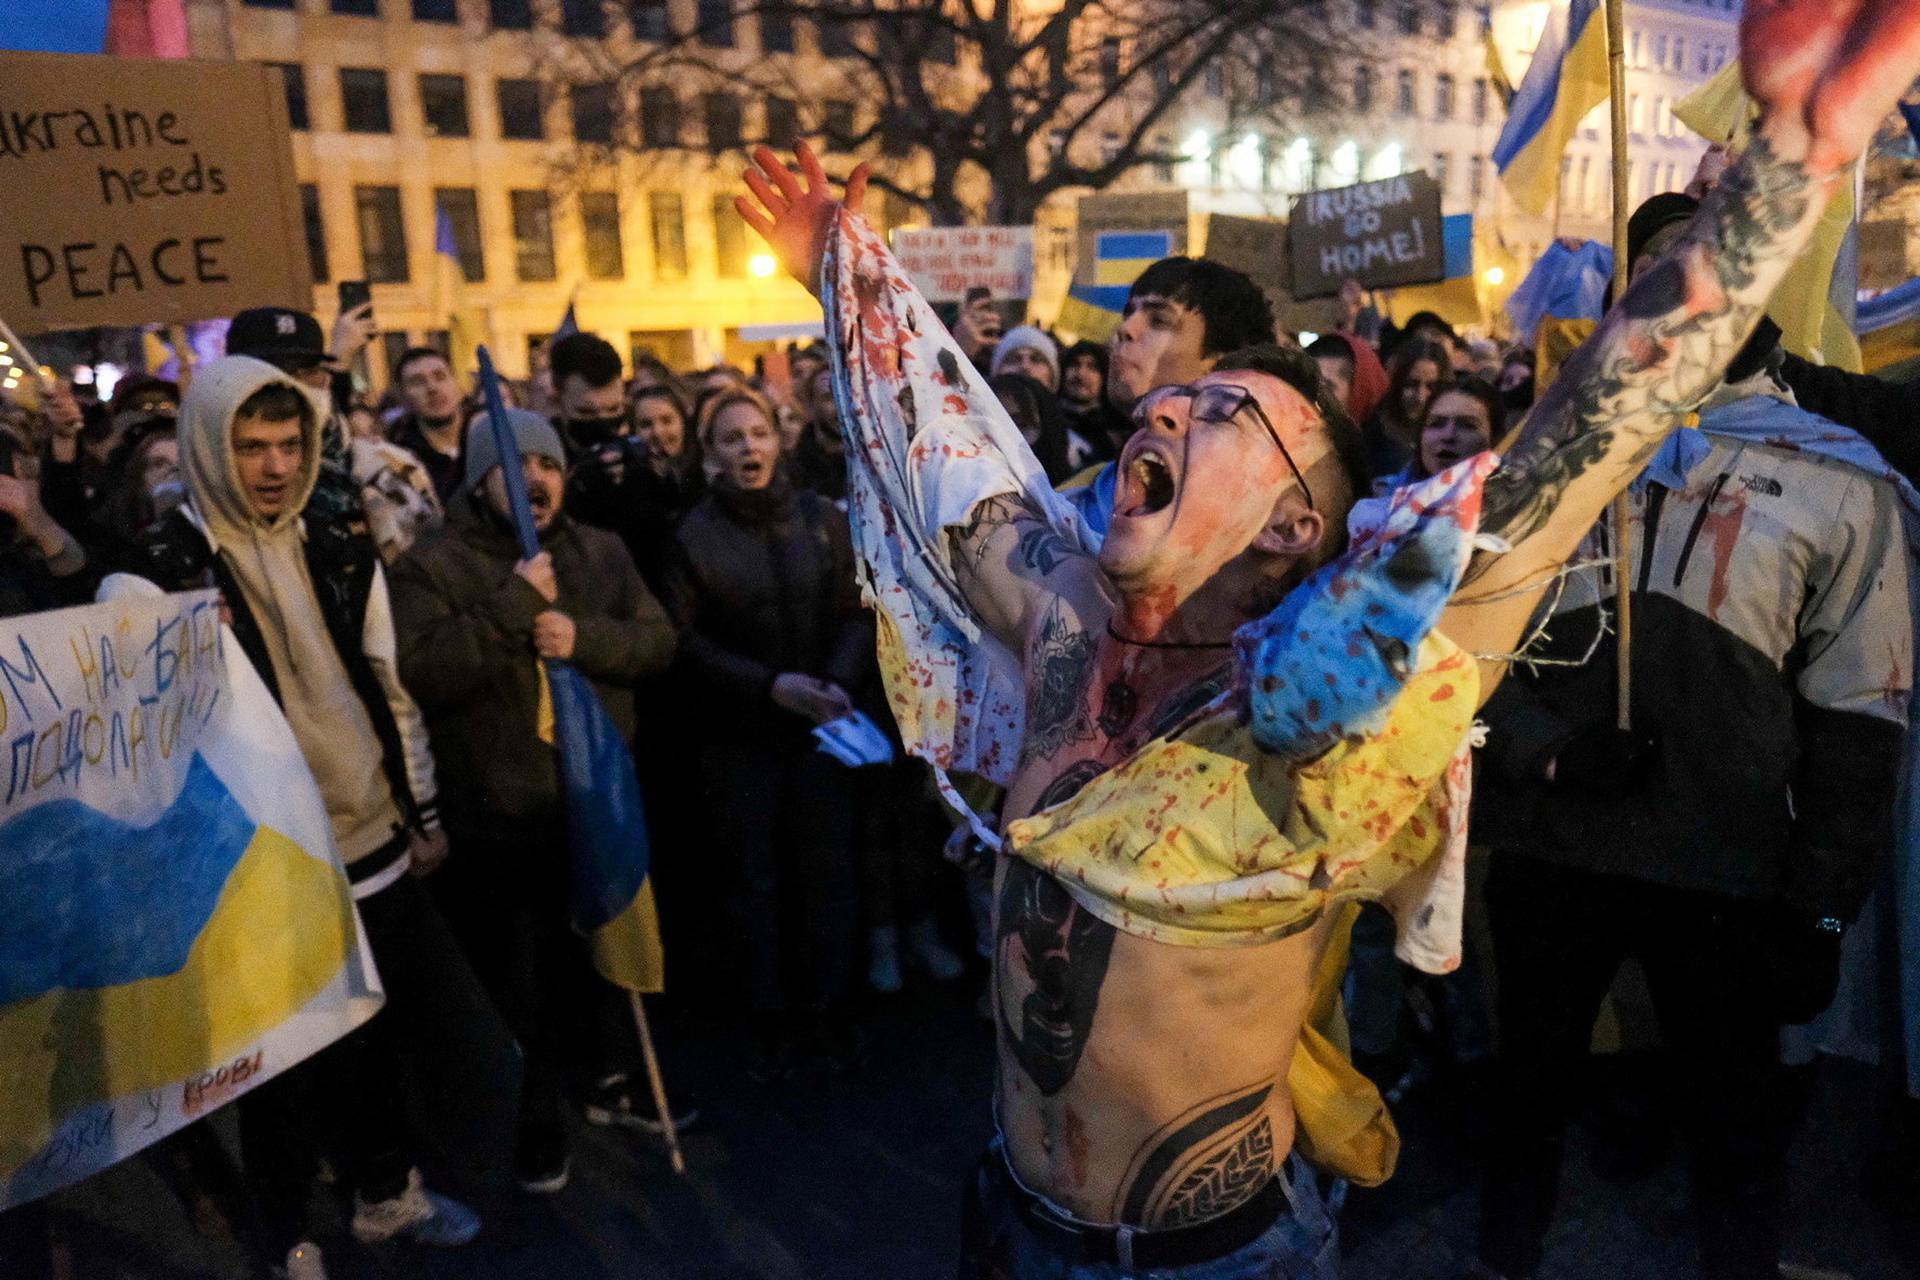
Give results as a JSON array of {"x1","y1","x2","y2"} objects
[
  {"x1": 867, "y1": 926, "x2": 903, "y2": 993},
  {"x1": 277, "y1": 1241, "x2": 328, "y2": 1280},
  {"x1": 906, "y1": 919, "x2": 965, "y2": 982},
  {"x1": 349, "y1": 1167, "x2": 481, "y2": 1247}
]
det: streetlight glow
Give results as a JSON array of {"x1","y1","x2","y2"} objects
[
  {"x1": 1483, "y1": 266, "x2": 1507, "y2": 286},
  {"x1": 748, "y1": 252, "x2": 778, "y2": 278}
]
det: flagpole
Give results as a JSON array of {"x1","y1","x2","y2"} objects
[
  {"x1": 628, "y1": 991, "x2": 687, "y2": 1175},
  {"x1": 1604, "y1": 0, "x2": 1634, "y2": 734}
]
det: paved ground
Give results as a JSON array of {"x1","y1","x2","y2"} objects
[{"x1": 17, "y1": 968, "x2": 1920, "y2": 1280}]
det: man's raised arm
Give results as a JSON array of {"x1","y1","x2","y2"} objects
[
  {"x1": 737, "y1": 142, "x2": 1103, "y2": 652},
  {"x1": 1441, "y1": 0, "x2": 1920, "y2": 676}
]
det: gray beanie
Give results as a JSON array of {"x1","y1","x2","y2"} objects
[{"x1": 463, "y1": 408, "x2": 567, "y2": 491}]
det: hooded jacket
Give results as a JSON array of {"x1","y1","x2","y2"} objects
[{"x1": 136, "y1": 356, "x2": 439, "y2": 885}]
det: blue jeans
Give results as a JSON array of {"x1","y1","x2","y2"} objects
[{"x1": 959, "y1": 1137, "x2": 1340, "y2": 1279}]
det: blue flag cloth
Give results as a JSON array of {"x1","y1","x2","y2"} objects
[
  {"x1": 475, "y1": 347, "x2": 662, "y2": 991},
  {"x1": 1505, "y1": 238, "x2": 1614, "y2": 338}
]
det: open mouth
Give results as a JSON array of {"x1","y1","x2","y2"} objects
[{"x1": 1120, "y1": 447, "x2": 1176, "y2": 518}]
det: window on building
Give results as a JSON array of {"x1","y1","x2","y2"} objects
[
  {"x1": 1205, "y1": 62, "x2": 1225, "y2": 98},
  {"x1": 712, "y1": 194, "x2": 748, "y2": 276},
  {"x1": 1652, "y1": 33, "x2": 1667, "y2": 67},
  {"x1": 510, "y1": 189, "x2": 557, "y2": 280},
  {"x1": 696, "y1": 0, "x2": 734, "y2": 46},
  {"x1": 704, "y1": 92, "x2": 742, "y2": 148},
  {"x1": 1629, "y1": 30, "x2": 1642, "y2": 66},
  {"x1": 243, "y1": 0, "x2": 295, "y2": 8},
  {"x1": 382, "y1": 334, "x2": 413, "y2": 383},
  {"x1": 1099, "y1": 37, "x2": 1121, "y2": 88},
  {"x1": 1257, "y1": 63, "x2": 1277, "y2": 106},
  {"x1": 497, "y1": 78, "x2": 545, "y2": 138},
  {"x1": 1576, "y1": 155, "x2": 1592, "y2": 210},
  {"x1": 1628, "y1": 92, "x2": 1643, "y2": 134},
  {"x1": 1433, "y1": 151, "x2": 1449, "y2": 194},
  {"x1": 1469, "y1": 155, "x2": 1484, "y2": 201},
  {"x1": 1396, "y1": 67, "x2": 1415, "y2": 115},
  {"x1": 561, "y1": 0, "x2": 606, "y2": 36},
  {"x1": 629, "y1": 0, "x2": 669, "y2": 39},
  {"x1": 1398, "y1": 2, "x2": 1418, "y2": 36},
  {"x1": 572, "y1": 82, "x2": 615, "y2": 143},
  {"x1": 331, "y1": 0, "x2": 378, "y2": 15},
  {"x1": 1434, "y1": 73, "x2": 1454, "y2": 119},
  {"x1": 1357, "y1": 0, "x2": 1375, "y2": 29},
  {"x1": 419, "y1": 73, "x2": 470, "y2": 137},
  {"x1": 489, "y1": 0, "x2": 533, "y2": 28},
  {"x1": 354, "y1": 185, "x2": 409, "y2": 282},
  {"x1": 650, "y1": 192, "x2": 687, "y2": 280},
  {"x1": 581, "y1": 192, "x2": 625, "y2": 279},
  {"x1": 1437, "y1": 3, "x2": 1456, "y2": 38},
  {"x1": 269, "y1": 63, "x2": 308, "y2": 130},
  {"x1": 1353, "y1": 65, "x2": 1374, "y2": 111},
  {"x1": 760, "y1": 9, "x2": 793, "y2": 52},
  {"x1": 339, "y1": 68, "x2": 393, "y2": 133},
  {"x1": 434, "y1": 187, "x2": 485, "y2": 281},
  {"x1": 640, "y1": 88, "x2": 679, "y2": 146},
  {"x1": 1472, "y1": 76, "x2": 1488, "y2": 123},
  {"x1": 301, "y1": 183, "x2": 329, "y2": 284},
  {"x1": 1475, "y1": 2, "x2": 1491, "y2": 34},
  {"x1": 413, "y1": 0, "x2": 459, "y2": 19},
  {"x1": 1672, "y1": 36, "x2": 1685, "y2": 71},
  {"x1": 764, "y1": 95, "x2": 798, "y2": 145},
  {"x1": 823, "y1": 99, "x2": 856, "y2": 144},
  {"x1": 820, "y1": 19, "x2": 856, "y2": 57}
]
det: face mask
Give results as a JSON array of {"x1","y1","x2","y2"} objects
[
  {"x1": 148, "y1": 478, "x2": 187, "y2": 518},
  {"x1": 564, "y1": 415, "x2": 625, "y2": 447}
]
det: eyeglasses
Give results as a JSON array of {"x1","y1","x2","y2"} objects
[{"x1": 1135, "y1": 382, "x2": 1315, "y2": 512}]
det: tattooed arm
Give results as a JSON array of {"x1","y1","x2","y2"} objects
[{"x1": 1441, "y1": 0, "x2": 1920, "y2": 685}]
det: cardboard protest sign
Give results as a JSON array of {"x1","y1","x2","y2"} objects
[
  {"x1": 893, "y1": 227, "x2": 1035, "y2": 302},
  {"x1": 1288, "y1": 172, "x2": 1444, "y2": 300},
  {"x1": 0, "y1": 51, "x2": 310, "y2": 331},
  {"x1": 1202, "y1": 214, "x2": 1290, "y2": 294},
  {"x1": 0, "y1": 585, "x2": 379, "y2": 1209},
  {"x1": 1074, "y1": 190, "x2": 1188, "y2": 286}
]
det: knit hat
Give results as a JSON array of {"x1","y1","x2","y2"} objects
[
  {"x1": 462, "y1": 407, "x2": 567, "y2": 491},
  {"x1": 1626, "y1": 192, "x2": 1699, "y2": 271},
  {"x1": 990, "y1": 325, "x2": 1060, "y2": 387}
]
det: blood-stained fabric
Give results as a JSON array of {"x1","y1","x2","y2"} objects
[{"x1": 821, "y1": 206, "x2": 1484, "y2": 970}]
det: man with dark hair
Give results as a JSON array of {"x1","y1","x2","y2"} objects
[
  {"x1": 547, "y1": 332, "x2": 628, "y2": 458},
  {"x1": 1063, "y1": 257, "x2": 1277, "y2": 536},
  {"x1": 390, "y1": 347, "x2": 467, "y2": 503},
  {"x1": 736, "y1": 6, "x2": 1920, "y2": 1267},
  {"x1": 136, "y1": 356, "x2": 478, "y2": 1280}
]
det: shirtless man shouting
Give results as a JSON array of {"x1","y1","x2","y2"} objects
[{"x1": 739, "y1": 4, "x2": 1920, "y2": 1273}]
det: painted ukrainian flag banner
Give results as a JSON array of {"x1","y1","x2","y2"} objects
[
  {"x1": 1493, "y1": 0, "x2": 1610, "y2": 216},
  {"x1": 0, "y1": 585, "x2": 380, "y2": 1210}
]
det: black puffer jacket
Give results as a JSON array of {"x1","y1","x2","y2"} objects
[{"x1": 665, "y1": 472, "x2": 870, "y2": 728}]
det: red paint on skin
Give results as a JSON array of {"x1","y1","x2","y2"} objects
[{"x1": 1059, "y1": 1105, "x2": 1090, "y2": 1189}]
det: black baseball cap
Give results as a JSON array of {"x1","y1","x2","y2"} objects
[{"x1": 228, "y1": 306, "x2": 327, "y2": 365}]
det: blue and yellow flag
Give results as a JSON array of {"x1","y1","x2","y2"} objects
[
  {"x1": 477, "y1": 347, "x2": 664, "y2": 993},
  {"x1": 0, "y1": 582, "x2": 380, "y2": 1209},
  {"x1": 1058, "y1": 230, "x2": 1177, "y2": 343},
  {"x1": 1493, "y1": 0, "x2": 1609, "y2": 216}
]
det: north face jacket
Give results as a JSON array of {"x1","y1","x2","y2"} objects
[{"x1": 1475, "y1": 393, "x2": 1913, "y2": 921}]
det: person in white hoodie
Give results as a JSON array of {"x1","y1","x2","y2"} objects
[{"x1": 133, "y1": 355, "x2": 478, "y2": 1280}]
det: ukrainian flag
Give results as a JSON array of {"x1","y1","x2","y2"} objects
[
  {"x1": 1, "y1": 585, "x2": 378, "y2": 1209},
  {"x1": 482, "y1": 349, "x2": 664, "y2": 994},
  {"x1": 1058, "y1": 231, "x2": 1176, "y2": 343},
  {"x1": 1493, "y1": 0, "x2": 1610, "y2": 216}
]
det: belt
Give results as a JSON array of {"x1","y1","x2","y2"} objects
[{"x1": 988, "y1": 1140, "x2": 1295, "y2": 1270}]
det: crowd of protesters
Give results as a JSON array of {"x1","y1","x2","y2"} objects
[{"x1": 2, "y1": 164, "x2": 1919, "y2": 1280}]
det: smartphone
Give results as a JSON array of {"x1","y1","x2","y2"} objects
[{"x1": 337, "y1": 279, "x2": 373, "y2": 323}]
